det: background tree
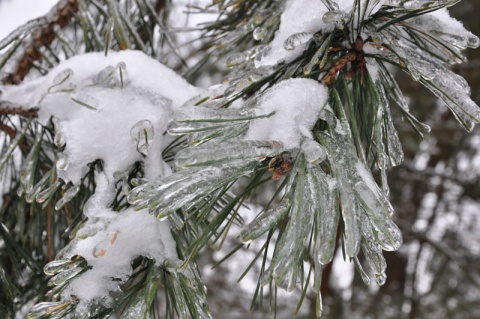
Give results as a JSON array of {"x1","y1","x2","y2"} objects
[{"x1": 0, "y1": 1, "x2": 479, "y2": 318}]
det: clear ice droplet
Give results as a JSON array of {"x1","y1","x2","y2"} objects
[
  {"x1": 130, "y1": 120, "x2": 154, "y2": 156},
  {"x1": 375, "y1": 272, "x2": 387, "y2": 285},
  {"x1": 283, "y1": 32, "x2": 313, "y2": 51},
  {"x1": 253, "y1": 27, "x2": 267, "y2": 41}
]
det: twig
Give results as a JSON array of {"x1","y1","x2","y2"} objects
[
  {"x1": 2, "y1": 0, "x2": 79, "y2": 85},
  {"x1": 0, "y1": 101, "x2": 38, "y2": 118}
]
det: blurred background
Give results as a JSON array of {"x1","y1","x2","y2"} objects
[{"x1": 1, "y1": 1, "x2": 479, "y2": 318}]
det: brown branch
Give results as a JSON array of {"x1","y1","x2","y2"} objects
[
  {"x1": 0, "y1": 122, "x2": 17, "y2": 139},
  {"x1": 2, "y1": 0, "x2": 79, "y2": 85},
  {"x1": 0, "y1": 121, "x2": 31, "y2": 157},
  {"x1": 139, "y1": 0, "x2": 168, "y2": 45},
  {"x1": 0, "y1": 101, "x2": 38, "y2": 118}
]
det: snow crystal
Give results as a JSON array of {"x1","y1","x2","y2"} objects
[{"x1": 246, "y1": 78, "x2": 329, "y2": 149}]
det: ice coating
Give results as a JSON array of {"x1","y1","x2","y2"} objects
[{"x1": 246, "y1": 78, "x2": 329, "y2": 149}]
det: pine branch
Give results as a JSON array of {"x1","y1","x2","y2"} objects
[{"x1": 1, "y1": 0, "x2": 78, "y2": 85}]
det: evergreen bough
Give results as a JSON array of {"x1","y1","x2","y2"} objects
[{"x1": 0, "y1": 0, "x2": 478, "y2": 318}]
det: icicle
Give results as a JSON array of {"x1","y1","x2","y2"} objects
[
  {"x1": 48, "y1": 267, "x2": 84, "y2": 286},
  {"x1": 377, "y1": 81, "x2": 404, "y2": 166},
  {"x1": 55, "y1": 185, "x2": 80, "y2": 210},
  {"x1": 262, "y1": 230, "x2": 295, "y2": 287},
  {"x1": 269, "y1": 157, "x2": 312, "y2": 292},
  {"x1": 44, "y1": 259, "x2": 73, "y2": 276},
  {"x1": 128, "y1": 173, "x2": 188, "y2": 207},
  {"x1": 36, "y1": 181, "x2": 61, "y2": 204},
  {"x1": 311, "y1": 168, "x2": 339, "y2": 265},
  {"x1": 20, "y1": 132, "x2": 43, "y2": 193},
  {"x1": 70, "y1": 92, "x2": 99, "y2": 110},
  {"x1": 26, "y1": 169, "x2": 54, "y2": 203},
  {"x1": 130, "y1": 119, "x2": 154, "y2": 156},
  {"x1": 184, "y1": 127, "x2": 221, "y2": 147},
  {"x1": 380, "y1": 169, "x2": 390, "y2": 197},
  {"x1": 377, "y1": 62, "x2": 431, "y2": 136},
  {"x1": 239, "y1": 201, "x2": 290, "y2": 242},
  {"x1": 174, "y1": 140, "x2": 283, "y2": 168},
  {"x1": 359, "y1": 215, "x2": 387, "y2": 275},
  {"x1": 226, "y1": 52, "x2": 249, "y2": 68},
  {"x1": 44, "y1": 258, "x2": 83, "y2": 276},
  {"x1": 353, "y1": 257, "x2": 371, "y2": 285},
  {"x1": 175, "y1": 105, "x2": 268, "y2": 124},
  {"x1": 425, "y1": 68, "x2": 480, "y2": 131},
  {"x1": 354, "y1": 180, "x2": 402, "y2": 251},
  {"x1": 283, "y1": 32, "x2": 313, "y2": 51},
  {"x1": 147, "y1": 161, "x2": 259, "y2": 218},
  {"x1": 27, "y1": 301, "x2": 76, "y2": 319},
  {"x1": 261, "y1": 213, "x2": 297, "y2": 287},
  {"x1": 277, "y1": 266, "x2": 297, "y2": 292},
  {"x1": 318, "y1": 128, "x2": 362, "y2": 258},
  {"x1": 169, "y1": 120, "x2": 233, "y2": 135}
]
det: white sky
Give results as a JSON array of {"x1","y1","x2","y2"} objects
[{"x1": 0, "y1": 0, "x2": 58, "y2": 40}]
